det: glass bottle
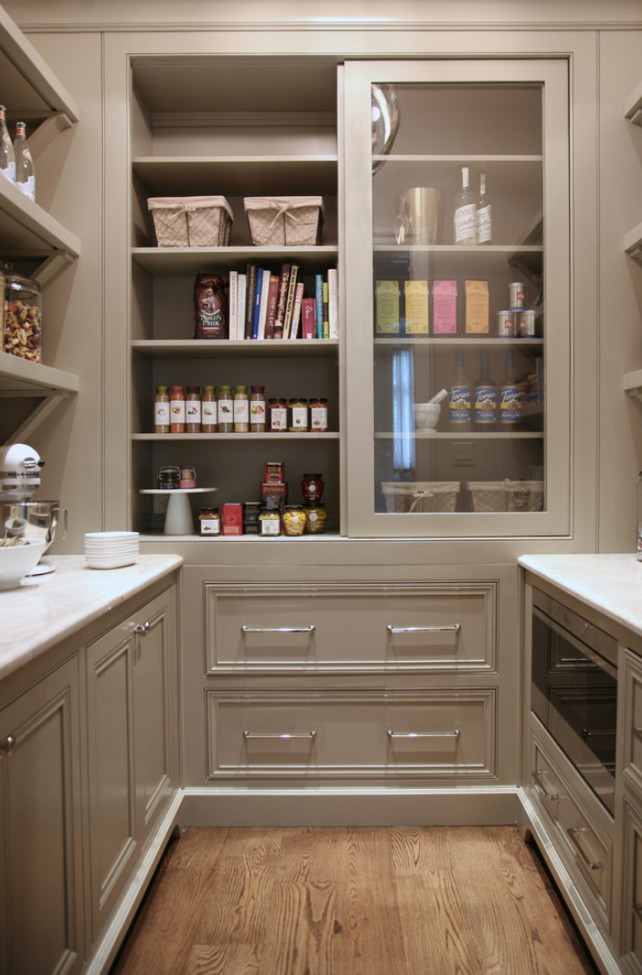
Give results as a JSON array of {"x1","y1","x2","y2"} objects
[
  {"x1": 310, "y1": 397, "x2": 328, "y2": 432},
  {"x1": 154, "y1": 385, "x2": 170, "y2": 433},
  {"x1": 14, "y1": 122, "x2": 35, "y2": 200},
  {"x1": 476, "y1": 172, "x2": 492, "y2": 244},
  {"x1": 250, "y1": 385, "x2": 266, "y2": 432},
  {"x1": 453, "y1": 165, "x2": 476, "y2": 245},
  {"x1": 473, "y1": 350, "x2": 497, "y2": 430},
  {"x1": 234, "y1": 385, "x2": 249, "y2": 432},
  {"x1": 289, "y1": 397, "x2": 308, "y2": 432},
  {"x1": 448, "y1": 351, "x2": 472, "y2": 431},
  {"x1": 637, "y1": 472, "x2": 642, "y2": 561},
  {"x1": 185, "y1": 385, "x2": 201, "y2": 433},
  {"x1": 201, "y1": 385, "x2": 217, "y2": 432},
  {"x1": 217, "y1": 384, "x2": 233, "y2": 432},
  {"x1": 268, "y1": 397, "x2": 287, "y2": 432},
  {"x1": 0, "y1": 105, "x2": 15, "y2": 183},
  {"x1": 169, "y1": 385, "x2": 185, "y2": 433},
  {"x1": 498, "y1": 350, "x2": 523, "y2": 430}
]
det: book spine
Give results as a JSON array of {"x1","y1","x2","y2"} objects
[
  {"x1": 257, "y1": 268, "x2": 271, "y2": 339},
  {"x1": 229, "y1": 270, "x2": 238, "y2": 340},
  {"x1": 315, "y1": 273, "x2": 324, "y2": 339},
  {"x1": 327, "y1": 268, "x2": 338, "y2": 339},
  {"x1": 251, "y1": 268, "x2": 264, "y2": 340},
  {"x1": 283, "y1": 264, "x2": 299, "y2": 340},
  {"x1": 237, "y1": 274, "x2": 246, "y2": 339},
  {"x1": 245, "y1": 264, "x2": 257, "y2": 339},
  {"x1": 302, "y1": 298, "x2": 316, "y2": 339},
  {"x1": 322, "y1": 280, "x2": 329, "y2": 339},
  {"x1": 273, "y1": 263, "x2": 290, "y2": 340},
  {"x1": 290, "y1": 281, "x2": 305, "y2": 339},
  {"x1": 264, "y1": 274, "x2": 279, "y2": 339}
]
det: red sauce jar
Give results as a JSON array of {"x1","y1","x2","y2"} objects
[{"x1": 301, "y1": 473, "x2": 324, "y2": 503}]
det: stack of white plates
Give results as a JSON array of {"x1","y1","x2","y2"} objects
[{"x1": 84, "y1": 531, "x2": 139, "y2": 569}]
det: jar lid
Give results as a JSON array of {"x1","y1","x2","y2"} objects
[
  {"x1": 6, "y1": 272, "x2": 40, "y2": 293},
  {"x1": 251, "y1": 385, "x2": 265, "y2": 393},
  {"x1": 202, "y1": 385, "x2": 215, "y2": 394},
  {"x1": 303, "y1": 473, "x2": 323, "y2": 478},
  {"x1": 263, "y1": 497, "x2": 280, "y2": 510},
  {"x1": 303, "y1": 501, "x2": 326, "y2": 509},
  {"x1": 155, "y1": 386, "x2": 169, "y2": 393},
  {"x1": 186, "y1": 386, "x2": 200, "y2": 394},
  {"x1": 170, "y1": 385, "x2": 184, "y2": 393},
  {"x1": 235, "y1": 385, "x2": 248, "y2": 393},
  {"x1": 284, "y1": 505, "x2": 304, "y2": 511},
  {"x1": 218, "y1": 385, "x2": 232, "y2": 393}
]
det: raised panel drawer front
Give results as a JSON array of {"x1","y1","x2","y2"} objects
[
  {"x1": 529, "y1": 730, "x2": 612, "y2": 929},
  {"x1": 204, "y1": 582, "x2": 496, "y2": 675},
  {"x1": 206, "y1": 689, "x2": 496, "y2": 780},
  {"x1": 624, "y1": 649, "x2": 642, "y2": 795},
  {"x1": 622, "y1": 795, "x2": 642, "y2": 971}
]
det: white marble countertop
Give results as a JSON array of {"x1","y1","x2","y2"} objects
[
  {"x1": 0, "y1": 554, "x2": 182, "y2": 682},
  {"x1": 519, "y1": 553, "x2": 642, "y2": 637}
]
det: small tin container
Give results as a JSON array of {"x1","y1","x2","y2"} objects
[
  {"x1": 243, "y1": 501, "x2": 261, "y2": 534},
  {"x1": 222, "y1": 502, "x2": 243, "y2": 535},
  {"x1": 519, "y1": 309, "x2": 537, "y2": 337},
  {"x1": 496, "y1": 310, "x2": 515, "y2": 337},
  {"x1": 508, "y1": 282, "x2": 525, "y2": 309}
]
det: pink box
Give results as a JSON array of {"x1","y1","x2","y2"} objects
[{"x1": 432, "y1": 280, "x2": 457, "y2": 335}]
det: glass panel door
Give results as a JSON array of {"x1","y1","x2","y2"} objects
[{"x1": 343, "y1": 60, "x2": 570, "y2": 538}]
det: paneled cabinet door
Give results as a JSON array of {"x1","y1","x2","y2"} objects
[
  {"x1": 343, "y1": 59, "x2": 570, "y2": 538},
  {"x1": 0, "y1": 657, "x2": 84, "y2": 975}
]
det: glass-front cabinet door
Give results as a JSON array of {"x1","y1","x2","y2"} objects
[{"x1": 343, "y1": 60, "x2": 570, "y2": 538}]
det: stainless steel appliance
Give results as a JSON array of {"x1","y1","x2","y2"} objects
[
  {"x1": 0, "y1": 443, "x2": 65, "y2": 574},
  {"x1": 531, "y1": 587, "x2": 617, "y2": 814}
]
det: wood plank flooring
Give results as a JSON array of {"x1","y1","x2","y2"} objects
[{"x1": 110, "y1": 826, "x2": 600, "y2": 975}]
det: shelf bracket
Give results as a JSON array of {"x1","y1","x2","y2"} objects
[
  {"x1": 30, "y1": 251, "x2": 76, "y2": 288},
  {"x1": 1, "y1": 388, "x2": 73, "y2": 445},
  {"x1": 28, "y1": 112, "x2": 74, "y2": 158}
]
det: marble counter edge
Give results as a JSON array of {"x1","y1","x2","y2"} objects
[
  {"x1": 518, "y1": 553, "x2": 642, "y2": 638},
  {"x1": 0, "y1": 554, "x2": 183, "y2": 683}
]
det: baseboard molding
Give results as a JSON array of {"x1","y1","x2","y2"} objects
[{"x1": 178, "y1": 785, "x2": 522, "y2": 827}]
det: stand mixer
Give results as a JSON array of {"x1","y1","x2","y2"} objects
[{"x1": 0, "y1": 442, "x2": 66, "y2": 574}]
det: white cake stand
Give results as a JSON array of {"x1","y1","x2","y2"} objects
[{"x1": 140, "y1": 488, "x2": 217, "y2": 535}]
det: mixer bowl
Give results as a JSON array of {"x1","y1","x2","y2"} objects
[{"x1": 0, "y1": 500, "x2": 65, "y2": 557}]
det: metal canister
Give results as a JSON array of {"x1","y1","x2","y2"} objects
[
  {"x1": 519, "y1": 309, "x2": 537, "y2": 337},
  {"x1": 508, "y1": 282, "x2": 525, "y2": 309},
  {"x1": 496, "y1": 310, "x2": 515, "y2": 337}
]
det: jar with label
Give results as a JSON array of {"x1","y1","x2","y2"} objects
[
  {"x1": 170, "y1": 385, "x2": 186, "y2": 433},
  {"x1": 283, "y1": 505, "x2": 306, "y2": 536},
  {"x1": 154, "y1": 386, "x2": 170, "y2": 433},
  {"x1": 250, "y1": 385, "x2": 266, "y2": 433},
  {"x1": 268, "y1": 397, "x2": 287, "y2": 432},
  {"x1": 309, "y1": 397, "x2": 328, "y2": 432},
  {"x1": 201, "y1": 386, "x2": 217, "y2": 432},
  {"x1": 259, "y1": 498, "x2": 281, "y2": 536},
  {"x1": 179, "y1": 466, "x2": 197, "y2": 489},
  {"x1": 217, "y1": 385, "x2": 233, "y2": 432},
  {"x1": 185, "y1": 386, "x2": 201, "y2": 433},
  {"x1": 4, "y1": 272, "x2": 41, "y2": 362},
  {"x1": 234, "y1": 385, "x2": 249, "y2": 432},
  {"x1": 158, "y1": 466, "x2": 180, "y2": 490},
  {"x1": 199, "y1": 507, "x2": 220, "y2": 536},
  {"x1": 303, "y1": 502, "x2": 327, "y2": 534},
  {"x1": 289, "y1": 397, "x2": 308, "y2": 432},
  {"x1": 302, "y1": 473, "x2": 324, "y2": 503}
]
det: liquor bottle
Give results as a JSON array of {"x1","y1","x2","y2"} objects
[
  {"x1": 474, "y1": 350, "x2": 497, "y2": 430},
  {"x1": 449, "y1": 350, "x2": 472, "y2": 431},
  {"x1": 453, "y1": 165, "x2": 477, "y2": 245},
  {"x1": 498, "y1": 349, "x2": 523, "y2": 430},
  {"x1": 476, "y1": 172, "x2": 492, "y2": 244},
  {"x1": 14, "y1": 122, "x2": 35, "y2": 200},
  {"x1": 0, "y1": 105, "x2": 15, "y2": 184}
]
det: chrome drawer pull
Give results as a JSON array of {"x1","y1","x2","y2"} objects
[
  {"x1": 243, "y1": 730, "x2": 317, "y2": 741},
  {"x1": 241, "y1": 625, "x2": 316, "y2": 634},
  {"x1": 134, "y1": 621, "x2": 150, "y2": 635},
  {"x1": 387, "y1": 729, "x2": 460, "y2": 740},
  {"x1": 532, "y1": 769, "x2": 562, "y2": 802},
  {"x1": 0, "y1": 735, "x2": 15, "y2": 757},
  {"x1": 567, "y1": 826, "x2": 602, "y2": 871},
  {"x1": 387, "y1": 624, "x2": 461, "y2": 634},
  {"x1": 581, "y1": 728, "x2": 615, "y2": 739}
]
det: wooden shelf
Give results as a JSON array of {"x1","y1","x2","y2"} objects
[
  {"x1": 132, "y1": 245, "x2": 337, "y2": 277},
  {"x1": 131, "y1": 338, "x2": 338, "y2": 358},
  {"x1": 132, "y1": 431, "x2": 339, "y2": 442},
  {"x1": 0, "y1": 352, "x2": 80, "y2": 443}
]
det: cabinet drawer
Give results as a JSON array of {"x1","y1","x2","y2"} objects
[
  {"x1": 624, "y1": 649, "x2": 642, "y2": 793},
  {"x1": 529, "y1": 731, "x2": 612, "y2": 928},
  {"x1": 622, "y1": 794, "x2": 642, "y2": 971},
  {"x1": 206, "y1": 688, "x2": 496, "y2": 780},
  {"x1": 204, "y1": 582, "x2": 496, "y2": 675}
]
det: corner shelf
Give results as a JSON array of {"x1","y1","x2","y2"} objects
[{"x1": 0, "y1": 352, "x2": 80, "y2": 443}]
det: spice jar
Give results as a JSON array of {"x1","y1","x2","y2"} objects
[
  {"x1": 217, "y1": 385, "x2": 233, "y2": 432},
  {"x1": 302, "y1": 473, "x2": 324, "y2": 503},
  {"x1": 283, "y1": 505, "x2": 306, "y2": 536},
  {"x1": 250, "y1": 385, "x2": 266, "y2": 432},
  {"x1": 199, "y1": 507, "x2": 220, "y2": 535},
  {"x1": 268, "y1": 397, "x2": 287, "y2": 432},
  {"x1": 259, "y1": 498, "x2": 281, "y2": 536},
  {"x1": 185, "y1": 386, "x2": 201, "y2": 433},
  {"x1": 154, "y1": 386, "x2": 170, "y2": 433},
  {"x1": 158, "y1": 466, "x2": 180, "y2": 490},
  {"x1": 170, "y1": 385, "x2": 186, "y2": 433},
  {"x1": 179, "y1": 466, "x2": 197, "y2": 489},
  {"x1": 309, "y1": 397, "x2": 328, "y2": 432},
  {"x1": 201, "y1": 386, "x2": 217, "y2": 432},
  {"x1": 303, "y1": 502, "x2": 327, "y2": 534},
  {"x1": 4, "y1": 272, "x2": 41, "y2": 362},
  {"x1": 289, "y1": 397, "x2": 308, "y2": 432},
  {"x1": 234, "y1": 385, "x2": 249, "y2": 432}
]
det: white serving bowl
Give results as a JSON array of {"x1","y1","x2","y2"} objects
[
  {"x1": 0, "y1": 539, "x2": 46, "y2": 589},
  {"x1": 414, "y1": 402, "x2": 441, "y2": 431}
]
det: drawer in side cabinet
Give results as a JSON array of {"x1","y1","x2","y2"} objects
[
  {"x1": 204, "y1": 583, "x2": 496, "y2": 675},
  {"x1": 621, "y1": 794, "x2": 642, "y2": 970},
  {"x1": 624, "y1": 649, "x2": 642, "y2": 795},
  {"x1": 206, "y1": 688, "x2": 496, "y2": 779}
]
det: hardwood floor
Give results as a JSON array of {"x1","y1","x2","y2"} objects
[{"x1": 111, "y1": 826, "x2": 600, "y2": 975}]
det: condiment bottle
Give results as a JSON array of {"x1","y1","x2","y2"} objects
[
  {"x1": 199, "y1": 507, "x2": 220, "y2": 535},
  {"x1": 217, "y1": 385, "x2": 233, "y2": 432},
  {"x1": 289, "y1": 397, "x2": 308, "y2": 432},
  {"x1": 201, "y1": 386, "x2": 217, "y2": 432},
  {"x1": 309, "y1": 397, "x2": 328, "y2": 432},
  {"x1": 259, "y1": 498, "x2": 281, "y2": 536},
  {"x1": 498, "y1": 350, "x2": 522, "y2": 430},
  {"x1": 234, "y1": 385, "x2": 249, "y2": 432},
  {"x1": 250, "y1": 385, "x2": 266, "y2": 433},
  {"x1": 185, "y1": 386, "x2": 201, "y2": 433},
  {"x1": 170, "y1": 385, "x2": 186, "y2": 433},
  {"x1": 302, "y1": 473, "x2": 324, "y2": 503},
  {"x1": 268, "y1": 397, "x2": 287, "y2": 432},
  {"x1": 179, "y1": 466, "x2": 197, "y2": 488},
  {"x1": 154, "y1": 385, "x2": 170, "y2": 433}
]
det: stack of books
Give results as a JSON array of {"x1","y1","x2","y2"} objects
[{"x1": 228, "y1": 263, "x2": 338, "y2": 340}]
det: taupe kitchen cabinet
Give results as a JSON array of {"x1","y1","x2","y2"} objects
[
  {"x1": 620, "y1": 647, "x2": 642, "y2": 972},
  {"x1": 0, "y1": 654, "x2": 84, "y2": 975},
  {"x1": 342, "y1": 59, "x2": 570, "y2": 538},
  {"x1": 85, "y1": 585, "x2": 178, "y2": 948}
]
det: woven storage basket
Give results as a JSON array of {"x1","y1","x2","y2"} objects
[
  {"x1": 466, "y1": 481, "x2": 509, "y2": 512},
  {"x1": 147, "y1": 196, "x2": 233, "y2": 247},
  {"x1": 244, "y1": 196, "x2": 323, "y2": 246},
  {"x1": 466, "y1": 479, "x2": 544, "y2": 512},
  {"x1": 506, "y1": 479, "x2": 544, "y2": 512},
  {"x1": 381, "y1": 481, "x2": 460, "y2": 513}
]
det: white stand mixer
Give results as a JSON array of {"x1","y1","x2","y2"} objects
[{"x1": 0, "y1": 442, "x2": 66, "y2": 574}]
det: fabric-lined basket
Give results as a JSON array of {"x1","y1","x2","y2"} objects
[
  {"x1": 466, "y1": 479, "x2": 544, "y2": 512},
  {"x1": 244, "y1": 196, "x2": 324, "y2": 246},
  {"x1": 381, "y1": 481, "x2": 460, "y2": 513},
  {"x1": 147, "y1": 196, "x2": 233, "y2": 247}
]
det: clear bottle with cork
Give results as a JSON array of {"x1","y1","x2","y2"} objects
[
  {"x1": 0, "y1": 106, "x2": 15, "y2": 183},
  {"x1": 453, "y1": 165, "x2": 476, "y2": 245},
  {"x1": 476, "y1": 172, "x2": 492, "y2": 244},
  {"x1": 14, "y1": 122, "x2": 35, "y2": 200}
]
